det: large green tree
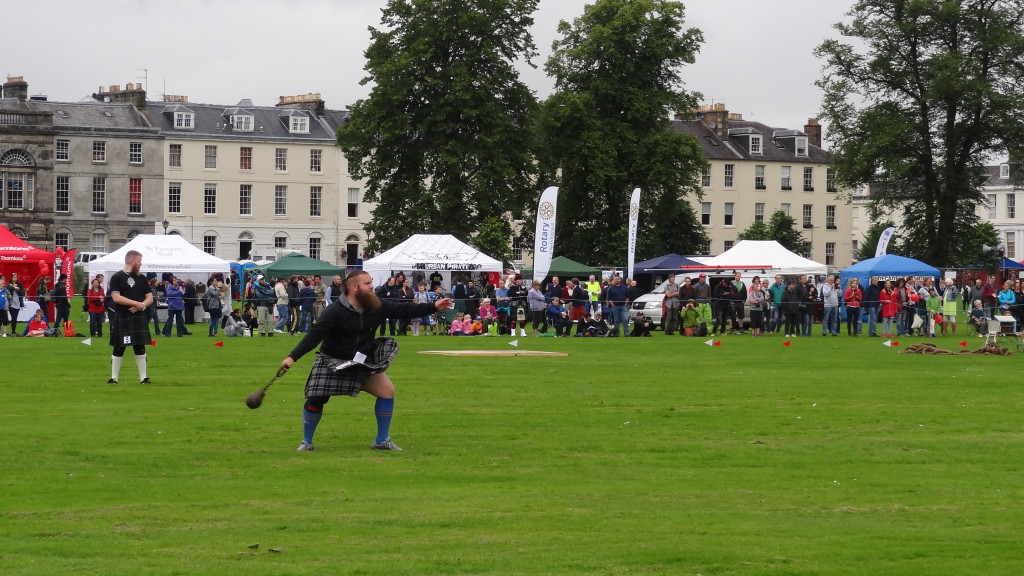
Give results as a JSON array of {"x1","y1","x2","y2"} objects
[
  {"x1": 537, "y1": 0, "x2": 708, "y2": 265},
  {"x1": 337, "y1": 0, "x2": 540, "y2": 252},
  {"x1": 816, "y1": 0, "x2": 1024, "y2": 267}
]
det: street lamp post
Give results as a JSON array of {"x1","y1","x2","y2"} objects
[{"x1": 162, "y1": 219, "x2": 169, "y2": 235}]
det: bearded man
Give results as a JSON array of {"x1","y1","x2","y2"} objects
[
  {"x1": 280, "y1": 270, "x2": 453, "y2": 452},
  {"x1": 108, "y1": 250, "x2": 153, "y2": 384}
]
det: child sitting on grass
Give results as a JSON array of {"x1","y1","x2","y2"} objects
[{"x1": 448, "y1": 312, "x2": 470, "y2": 336}]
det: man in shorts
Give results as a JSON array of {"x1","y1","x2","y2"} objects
[
  {"x1": 280, "y1": 270, "x2": 453, "y2": 452},
  {"x1": 108, "y1": 250, "x2": 153, "y2": 384}
]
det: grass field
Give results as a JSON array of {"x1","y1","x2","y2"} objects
[{"x1": 2, "y1": 319, "x2": 1023, "y2": 575}]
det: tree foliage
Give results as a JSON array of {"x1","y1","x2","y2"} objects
[
  {"x1": 766, "y1": 211, "x2": 806, "y2": 254},
  {"x1": 961, "y1": 221, "x2": 1003, "y2": 269},
  {"x1": 470, "y1": 216, "x2": 515, "y2": 269},
  {"x1": 736, "y1": 221, "x2": 771, "y2": 242},
  {"x1": 815, "y1": 0, "x2": 1024, "y2": 267},
  {"x1": 854, "y1": 221, "x2": 899, "y2": 262},
  {"x1": 337, "y1": 0, "x2": 540, "y2": 252},
  {"x1": 537, "y1": 0, "x2": 708, "y2": 265}
]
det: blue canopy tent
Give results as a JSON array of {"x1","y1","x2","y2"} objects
[
  {"x1": 965, "y1": 257, "x2": 1024, "y2": 270},
  {"x1": 1000, "y1": 257, "x2": 1024, "y2": 269},
  {"x1": 229, "y1": 261, "x2": 258, "y2": 297},
  {"x1": 839, "y1": 254, "x2": 941, "y2": 292}
]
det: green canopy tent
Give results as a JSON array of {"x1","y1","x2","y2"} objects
[
  {"x1": 253, "y1": 252, "x2": 345, "y2": 280},
  {"x1": 521, "y1": 256, "x2": 599, "y2": 281}
]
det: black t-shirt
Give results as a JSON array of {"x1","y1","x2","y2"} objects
[{"x1": 109, "y1": 270, "x2": 150, "y2": 314}]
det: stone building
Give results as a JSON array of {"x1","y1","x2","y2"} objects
[
  {"x1": 672, "y1": 104, "x2": 855, "y2": 268},
  {"x1": 0, "y1": 77, "x2": 163, "y2": 253}
]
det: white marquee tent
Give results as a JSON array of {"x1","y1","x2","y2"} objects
[
  {"x1": 363, "y1": 234, "x2": 503, "y2": 287},
  {"x1": 702, "y1": 240, "x2": 827, "y2": 276},
  {"x1": 88, "y1": 234, "x2": 231, "y2": 287}
]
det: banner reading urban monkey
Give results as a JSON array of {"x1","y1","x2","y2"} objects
[
  {"x1": 626, "y1": 188, "x2": 641, "y2": 280},
  {"x1": 532, "y1": 186, "x2": 558, "y2": 284}
]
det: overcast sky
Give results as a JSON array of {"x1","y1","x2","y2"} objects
[{"x1": 6, "y1": 0, "x2": 851, "y2": 137}]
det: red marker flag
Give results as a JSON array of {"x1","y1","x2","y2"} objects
[
  {"x1": 959, "y1": 341, "x2": 967, "y2": 347},
  {"x1": 214, "y1": 341, "x2": 224, "y2": 348},
  {"x1": 151, "y1": 340, "x2": 157, "y2": 346},
  {"x1": 783, "y1": 340, "x2": 791, "y2": 347}
]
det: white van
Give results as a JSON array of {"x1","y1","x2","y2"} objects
[{"x1": 73, "y1": 252, "x2": 106, "y2": 265}]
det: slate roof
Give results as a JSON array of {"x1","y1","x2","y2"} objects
[
  {"x1": 320, "y1": 109, "x2": 349, "y2": 132},
  {"x1": 0, "y1": 98, "x2": 157, "y2": 134},
  {"x1": 671, "y1": 117, "x2": 830, "y2": 163},
  {"x1": 146, "y1": 100, "x2": 338, "y2": 142},
  {"x1": 981, "y1": 164, "x2": 1021, "y2": 187}
]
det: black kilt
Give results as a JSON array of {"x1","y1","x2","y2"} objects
[
  {"x1": 109, "y1": 311, "x2": 151, "y2": 348},
  {"x1": 303, "y1": 337, "x2": 399, "y2": 398}
]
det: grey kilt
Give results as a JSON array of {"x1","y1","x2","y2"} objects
[
  {"x1": 109, "y1": 311, "x2": 151, "y2": 348},
  {"x1": 304, "y1": 337, "x2": 399, "y2": 398}
]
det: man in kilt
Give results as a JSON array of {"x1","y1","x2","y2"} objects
[
  {"x1": 280, "y1": 270, "x2": 453, "y2": 452},
  {"x1": 108, "y1": 250, "x2": 153, "y2": 384}
]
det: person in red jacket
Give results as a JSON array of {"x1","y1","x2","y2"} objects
[
  {"x1": 844, "y1": 278, "x2": 863, "y2": 336},
  {"x1": 878, "y1": 280, "x2": 899, "y2": 337},
  {"x1": 26, "y1": 308, "x2": 49, "y2": 337},
  {"x1": 87, "y1": 277, "x2": 107, "y2": 337}
]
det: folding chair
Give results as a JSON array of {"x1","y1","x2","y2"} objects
[
  {"x1": 984, "y1": 320, "x2": 1001, "y2": 345},
  {"x1": 965, "y1": 316, "x2": 985, "y2": 338}
]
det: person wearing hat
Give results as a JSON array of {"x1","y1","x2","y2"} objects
[
  {"x1": 252, "y1": 274, "x2": 277, "y2": 337},
  {"x1": 681, "y1": 299, "x2": 700, "y2": 336},
  {"x1": 630, "y1": 311, "x2": 653, "y2": 337}
]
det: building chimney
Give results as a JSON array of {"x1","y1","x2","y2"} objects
[
  {"x1": 804, "y1": 118, "x2": 822, "y2": 148},
  {"x1": 94, "y1": 82, "x2": 147, "y2": 110},
  {"x1": 3, "y1": 76, "x2": 29, "y2": 101},
  {"x1": 692, "y1": 103, "x2": 730, "y2": 139},
  {"x1": 276, "y1": 93, "x2": 326, "y2": 115}
]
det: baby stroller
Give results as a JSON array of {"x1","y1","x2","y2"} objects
[{"x1": 496, "y1": 307, "x2": 512, "y2": 335}]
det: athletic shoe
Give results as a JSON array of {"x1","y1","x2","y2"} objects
[
  {"x1": 371, "y1": 437, "x2": 403, "y2": 451},
  {"x1": 107, "y1": 378, "x2": 118, "y2": 384},
  {"x1": 274, "y1": 329, "x2": 284, "y2": 334},
  {"x1": 140, "y1": 378, "x2": 152, "y2": 384},
  {"x1": 296, "y1": 441, "x2": 315, "y2": 452}
]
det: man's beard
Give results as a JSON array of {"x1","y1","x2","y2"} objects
[{"x1": 354, "y1": 289, "x2": 382, "y2": 311}]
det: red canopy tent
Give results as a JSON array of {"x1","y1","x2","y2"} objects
[{"x1": 0, "y1": 224, "x2": 56, "y2": 303}]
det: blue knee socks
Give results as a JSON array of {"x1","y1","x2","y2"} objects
[
  {"x1": 374, "y1": 397, "x2": 394, "y2": 444},
  {"x1": 302, "y1": 407, "x2": 322, "y2": 444}
]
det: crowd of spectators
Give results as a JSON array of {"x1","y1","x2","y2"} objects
[{"x1": 4, "y1": 268, "x2": 1023, "y2": 342}]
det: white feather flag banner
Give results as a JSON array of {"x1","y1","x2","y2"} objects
[
  {"x1": 532, "y1": 186, "x2": 559, "y2": 284},
  {"x1": 627, "y1": 187, "x2": 641, "y2": 280}
]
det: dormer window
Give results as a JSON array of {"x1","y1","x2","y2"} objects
[
  {"x1": 795, "y1": 136, "x2": 809, "y2": 157},
  {"x1": 290, "y1": 116, "x2": 309, "y2": 134},
  {"x1": 1000, "y1": 164, "x2": 1010, "y2": 179},
  {"x1": 174, "y1": 111, "x2": 192, "y2": 128},
  {"x1": 750, "y1": 134, "x2": 762, "y2": 155},
  {"x1": 232, "y1": 115, "x2": 254, "y2": 131}
]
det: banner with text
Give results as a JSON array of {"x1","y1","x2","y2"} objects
[
  {"x1": 532, "y1": 186, "x2": 559, "y2": 284},
  {"x1": 626, "y1": 187, "x2": 641, "y2": 279}
]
